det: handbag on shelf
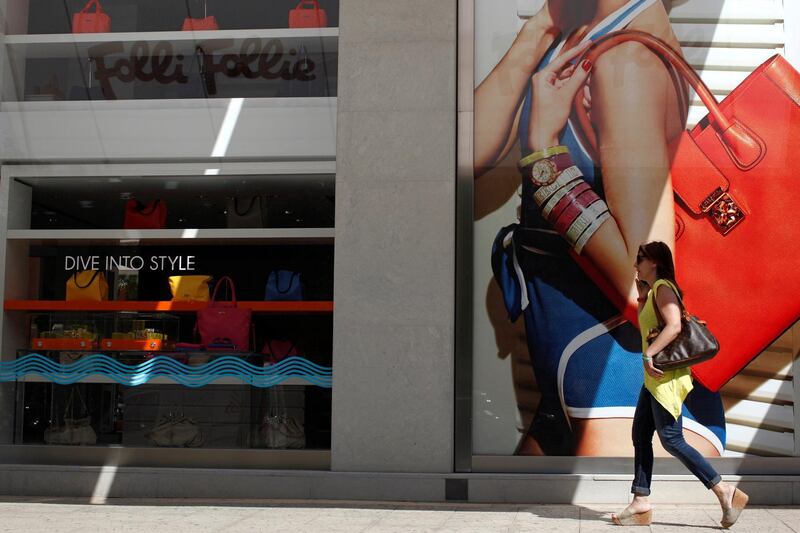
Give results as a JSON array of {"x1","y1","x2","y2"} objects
[
  {"x1": 182, "y1": 17, "x2": 219, "y2": 31},
  {"x1": 169, "y1": 275, "x2": 212, "y2": 302},
  {"x1": 44, "y1": 389, "x2": 97, "y2": 446},
  {"x1": 72, "y1": 0, "x2": 111, "y2": 33},
  {"x1": 265, "y1": 270, "x2": 304, "y2": 301},
  {"x1": 123, "y1": 199, "x2": 167, "y2": 229},
  {"x1": 145, "y1": 413, "x2": 203, "y2": 447},
  {"x1": 226, "y1": 196, "x2": 265, "y2": 228},
  {"x1": 259, "y1": 414, "x2": 306, "y2": 449},
  {"x1": 196, "y1": 276, "x2": 252, "y2": 351},
  {"x1": 66, "y1": 270, "x2": 109, "y2": 302},
  {"x1": 288, "y1": 0, "x2": 328, "y2": 28},
  {"x1": 571, "y1": 30, "x2": 800, "y2": 392},
  {"x1": 261, "y1": 339, "x2": 299, "y2": 365},
  {"x1": 182, "y1": 0, "x2": 218, "y2": 31},
  {"x1": 646, "y1": 287, "x2": 720, "y2": 371}
]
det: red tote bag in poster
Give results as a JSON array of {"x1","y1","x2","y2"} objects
[
  {"x1": 196, "y1": 277, "x2": 252, "y2": 351},
  {"x1": 123, "y1": 199, "x2": 167, "y2": 229},
  {"x1": 289, "y1": 0, "x2": 328, "y2": 29},
  {"x1": 72, "y1": 0, "x2": 111, "y2": 33},
  {"x1": 570, "y1": 30, "x2": 800, "y2": 392}
]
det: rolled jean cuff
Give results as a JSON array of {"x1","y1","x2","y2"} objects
[
  {"x1": 704, "y1": 474, "x2": 722, "y2": 490},
  {"x1": 631, "y1": 485, "x2": 651, "y2": 496}
]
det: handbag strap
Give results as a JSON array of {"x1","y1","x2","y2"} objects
[
  {"x1": 233, "y1": 196, "x2": 260, "y2": 216},
  {"x1": 296, "y1": 0, "x2": 320, "y2": 9},
  {"x1": 73, "y1": 270, "x2": 102, "y2": 289},
  {"x1": 572, "y1": 30, "x2": 763, "y2": 169},
  {"x1": 131, "y1": 199, "x2": 161, "y2": 215},
  {"x1": 80, "y1": 0, "x2": 104, "y2": 14},
  {"x1": 273, "y1": 271, "x2": 299, "y2": 293},
  {"x1": 210, "y1": 275, "x2": 237, "y2": 304}
]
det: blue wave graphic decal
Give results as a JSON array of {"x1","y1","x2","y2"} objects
[{"x1": 0, "y1": 354, "x2": 332, "y2": 388}]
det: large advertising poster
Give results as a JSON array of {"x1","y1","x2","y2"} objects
[{"x1": 472, "y1": 0, "x2": 799, "y2": 457}]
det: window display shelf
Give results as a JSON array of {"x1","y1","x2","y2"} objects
[
  {"x1": 4, "y1": 300, "x2": 334, "y2": 313},
  {"x1": 4, "y1": 28, "x2": 339, "y2": 58},
  {"x1": 6, "y1": 228, "x2": 334, "y2": 245},
  {"x1": 16, "y1": 374, "x2": 323, "y2": 387},
  {"x1": 2, "y1": 354, "x2": 332, "y2": 388}
]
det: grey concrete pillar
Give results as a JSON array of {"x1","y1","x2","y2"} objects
[{"x1": 331, "y1": 0, "x2": 457, "y2": 473}]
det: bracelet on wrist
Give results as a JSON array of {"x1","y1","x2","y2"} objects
[
  {"x1": 642, "y1": 354, "x2": 653, "y2": 362},
  {"x1": 518, "y1": 145, "x2": 569, "y2": 169}
]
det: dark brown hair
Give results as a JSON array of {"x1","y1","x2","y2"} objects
[{"x1": 639, "y1": 241, "x2": 682, "y2": 298}]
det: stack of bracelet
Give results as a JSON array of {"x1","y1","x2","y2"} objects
[{"x1": 518, "y1": 145, "x2": 611, "y2": 254}]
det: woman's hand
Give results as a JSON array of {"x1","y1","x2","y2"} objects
[
  {"x1": 643, "y1": 358, "x2": 664, "y2": 379},
  {"x1": 527, "y1": 41, "x2": 593, "y2": 153}
]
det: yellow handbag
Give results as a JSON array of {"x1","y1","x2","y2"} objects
[
  {"x1": 169, "y1": 275, "x2": 212, "y2": 302},
  {"x1": 66, "y1": 270, "x2": 109, "y2": 301}
]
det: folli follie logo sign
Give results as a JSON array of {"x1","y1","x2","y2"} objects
[{"x1": 87, "y1": 38, "x2": 318, "y2": 99}]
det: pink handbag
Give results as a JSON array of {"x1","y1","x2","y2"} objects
[{"x1": 196, "y1": 277, "x2": 252, "y2": 351}]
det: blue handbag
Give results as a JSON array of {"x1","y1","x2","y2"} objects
[{"x1": 265, "y1": 270, "x2": 304, "y2": 301}]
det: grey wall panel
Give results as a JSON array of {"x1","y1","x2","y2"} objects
[{"x1": 331, "y1": 0, "x2": 457, "y2": 473}]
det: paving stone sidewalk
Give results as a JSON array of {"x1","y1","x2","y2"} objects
[{"x1": 0, "y1": 498, "x2": 797, "y2": 532}]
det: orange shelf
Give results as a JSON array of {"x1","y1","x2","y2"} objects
[{"x1": 4, "y1": 300, "x2": 334, "y2": 313}]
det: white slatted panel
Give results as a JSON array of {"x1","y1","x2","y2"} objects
[
  {"x1": 726, "y1": 423, "x2": 795, "y2": 456},
  {"x1": 673, "y1": 0, "x2": 785, "y2": 128}
]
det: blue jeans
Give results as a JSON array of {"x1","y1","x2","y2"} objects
[{"x1": 631, "y1": 386, "x2": 722, "y2": 496}]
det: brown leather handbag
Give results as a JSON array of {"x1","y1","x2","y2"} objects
[{"x1": 647, "y1": 290, "x2": 720, "y2": 371}]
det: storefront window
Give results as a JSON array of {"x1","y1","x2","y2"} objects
[{"x1": 0, "y1": 0, "x2": 338, "y2": 461}]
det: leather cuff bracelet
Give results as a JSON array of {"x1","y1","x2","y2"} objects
[
  {"x1": 553, "y1": 190, "x2": 604, "y2": 235},
  {"x1": 534, "y1": 166, "x2": 583, "y2": 207},
  {"x1": 545, "y1": 182, "x2": 595, "y2": 225},
  {"x1": 572, "y1": 209, "x2": 611, "y2": 254}
]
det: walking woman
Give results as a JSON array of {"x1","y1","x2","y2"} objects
[{"x1": 611, "y1": 241, "x2": 748, "y2": 527}]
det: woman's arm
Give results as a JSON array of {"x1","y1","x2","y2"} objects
[
  {"x1": 474, "y1": 11, "x2": 558, "y2": 177},
  {"x1": 579, "y1": 43, "x2": 677, "y2": 308},
  {"x1": 646, "y1": 284, "x2": 683, "y2": 355}
]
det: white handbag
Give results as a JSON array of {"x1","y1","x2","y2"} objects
[
  {"x1": 44, "y1": 389, "x2": 97, "y2": 446},
  {"x1": 259, "y1": 414, "x2": 305, "y2": 449},
  {"x1": 146, "y1": 412, "x2": 204, "y2": 447}
]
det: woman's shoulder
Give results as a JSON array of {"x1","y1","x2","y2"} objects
[{"x1": 652, "y1": 278, "x2": 680, "y2": 300}]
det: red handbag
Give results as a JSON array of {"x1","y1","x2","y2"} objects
[
  {"x1": 196, "y1": 277, "x2": 252, "y2": 351},
  {"x1": 261, "y1": 339, "x2": 299, "y2": 364},
  {"x1": 571, "y1": 30, "x2": 800, "y2": 392},
  {"x1": 182, "y1": 16, "x2": 219, "y2": 31},
  {"x1": 289, "y1": 0, "x2": 328, "y2": 29},
  {"x1": 72, "y1": 0, "x2": 111, "y2": 33},
  {"x1": 123, "y1": 199, "x2": 167, "y2": 229}
]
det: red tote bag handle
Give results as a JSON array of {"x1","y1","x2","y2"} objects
[
  {"x1": 210, "y1": 276, "x2": 237, "y2": 306},
  {"x1": 295, "y1": 0, "x2": 320, "y2": 10},
  {"x1": 80, "y1": 0, "x2": 106, "y2": 15},
  {"x1": 572, "y1": 30, "x2": 763, "y2": 169}
]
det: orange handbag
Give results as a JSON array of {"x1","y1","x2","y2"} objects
[
  {"x1": 571, "y1": 30, "x2": 800, "y2": 392},
  {"x1": 72, "y1": 0, "x2": 111, "y2": 33},
  {"x1": 66, "y1": 270, "x2": 109, "y2": 302},
  {"x1": 182, "y1": 16, "x2": 219, "y2": 31},
  {"x1": 289, "y1": 0, "x2": 328, "y2": 29}
]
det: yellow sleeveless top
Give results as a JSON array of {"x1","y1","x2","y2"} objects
[{"x1": 639, "y1": 278, "x2": 693, "y2": 419}]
